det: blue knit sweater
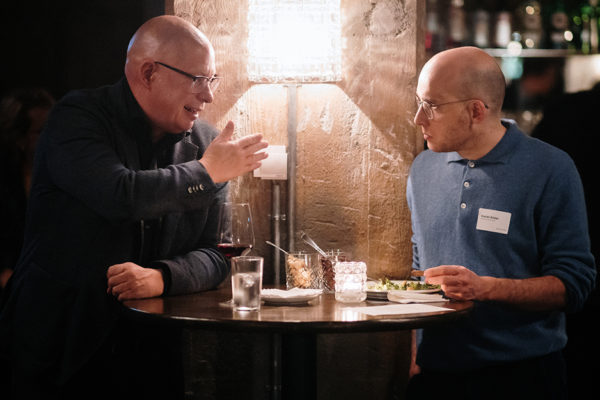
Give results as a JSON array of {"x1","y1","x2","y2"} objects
[{"x1": 407, "y1": 120, "x2": 596, "y2": 371}]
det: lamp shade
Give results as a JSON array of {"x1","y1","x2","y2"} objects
[{"x1": 247, "y1": 0, "x2": 342, "y2": 83}]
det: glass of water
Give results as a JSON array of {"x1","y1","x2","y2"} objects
[{"x1": 231, "y1": 256, "x2": 263, "y2": 311}]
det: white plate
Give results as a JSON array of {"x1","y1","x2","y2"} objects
[
  {"x1": 366, "y1": 280, "x2": 441, "y2": 300},
  {"x1": 387, "y1": 291, "x2": 446, "y2": 303},
  {"x1": 261, "y1": 288, "x2": 322, "y2": 305},
  {"x1": 366, "y1": 290, "x2": 389, "y2": 301}
]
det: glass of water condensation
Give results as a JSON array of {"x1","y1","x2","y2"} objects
[{"x1": 231, "y1": 256, "x2": 264, "y2": 311}]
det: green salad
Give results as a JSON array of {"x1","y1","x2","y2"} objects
[{"x1": 370, "y1": 277, "x2": 440, "y2": 291}]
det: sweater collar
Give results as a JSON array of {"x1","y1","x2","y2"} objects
[{"x1": 446, "y1": 119, "x2": 524, "y2": 165}]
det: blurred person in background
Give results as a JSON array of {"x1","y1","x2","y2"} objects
[
  {"x1": 531, "y1": 83, "x2": 600, "y2": 399},
  {"x1": 0, "y1": 87, "x2": 55, "y2": 294}
]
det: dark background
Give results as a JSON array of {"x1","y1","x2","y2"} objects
[{"x1": 0, "y1": 0, "x2": 166, "y2": 100}]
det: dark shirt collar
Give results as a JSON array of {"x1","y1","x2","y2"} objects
[
  {"x1": 112, "y1": 78, "x2": 188, "y2": 147},
  {"x1": 111, "y1": 78, "x2": 190, "y2": 169}
]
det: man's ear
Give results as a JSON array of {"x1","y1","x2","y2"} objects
[
  {"x1": 140, "y1": 61, "x2": 157, "y2": 89},
  {"x1": 470, "y1": 100, "x2": 488, "y2": 122}
]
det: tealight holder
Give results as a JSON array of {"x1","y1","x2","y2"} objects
[{"x1": 334, "y1": 261, "x2": 367, "y2": 303}]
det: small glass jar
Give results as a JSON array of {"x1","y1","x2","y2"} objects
[
  {"x1": 334, "y1": 261, "x2": 367, "y2": 303},
  {"x1": 319, "y1": 249, "x2": 350, "y2": 293},
  {"x1": 285, "y1": 252, "x2": 322, "y2": 289}
]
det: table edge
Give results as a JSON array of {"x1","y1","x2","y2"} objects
[{"x1": 121, "y1": 301, "x2": 473, "y2": 333}]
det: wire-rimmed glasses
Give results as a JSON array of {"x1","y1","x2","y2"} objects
[
  {"x1": 154, "y1": 61, "x2": 221, "y2": 93},
  {"x1": 415, "y1": 96, "x2": 489, "y2": 120}
]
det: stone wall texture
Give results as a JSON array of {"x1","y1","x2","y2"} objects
[{"x1": 174, "y1": 0, "x2": 424, "y2": 283}]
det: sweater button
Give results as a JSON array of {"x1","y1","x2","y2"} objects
[
  {"x1": 468, "y1": 161, "x2": 475, "y2": 168},
  {"x1": 460, "y1": 202, "x2": 467, "y2": 209}
]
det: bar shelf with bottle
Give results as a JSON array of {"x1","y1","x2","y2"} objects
[
  {"x1": 427, "y1": 1, "x2": 600, "y2": 56},
  {"x1": 483, "y1": 48, "x2": 569, "y2": 57},
  {"x1": 426, "y1": 0, "x2": 600, "y2": 133}
]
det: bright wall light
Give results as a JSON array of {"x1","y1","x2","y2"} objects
[{"x1": 247, "y1": 0, "x2": 342, "y2": 83}]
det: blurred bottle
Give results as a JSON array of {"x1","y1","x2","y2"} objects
[
  {"x1": 579, "y1": 0, "x2": 599, "y2": 53},
  {"x1": 580, "y1": 1, "x2": 593, "y2": 53},
  {"x1": 591, "y1": 0, "x2": 599, "y2": 52},
  {"x1": 473, "y1": 9, "x2": 491, "y2": 48},
  {"x1": 426, "y1": 0, "x2": 445, "y2": 54},
  {"x1": 570, "y1": 2, "x2": 585, "y2": 50},
  {"x1": 546, "y1": 1, "x2": 570, "y2": 49},
  {"x1": 447, "y1": 0, "x2": 467, "y2": 48},
  {"x1": 518, "y1": 1, "x2": 544, "y2": 49},
  {"x1": 495, "y1": 11, "x2": 513, "y2": 48}
]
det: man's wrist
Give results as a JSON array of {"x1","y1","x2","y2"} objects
[
  {"x1": 478, "y1": 276, "x2": 497, "y2": 302},
  {"x1": 198, "y1": 158, "x2": 219, "y2": 183},
  {"x1": 150, "y1": 262, "x2": 170, "y2": 295}
]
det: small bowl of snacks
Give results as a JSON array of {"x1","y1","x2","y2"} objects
[{"x1": 285, "y1": 252, "x2": 322, "y2": 289}]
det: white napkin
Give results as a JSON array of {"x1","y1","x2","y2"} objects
[
  {"x1": 387, "y1": 291, "x2": 445, "y2": 303},
  {"x1": 261, "y1": 288, "x2": 323, "y2": 298},
  {"x1": 350, "y1": 303, "x2": 454, "y2": 316}
]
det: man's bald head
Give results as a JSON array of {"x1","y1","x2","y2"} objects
[
  {"x1": 125, "y1": 15, "x2": 213, "y2": 78},
  {"x1": 123, "y1": 15, "x2": 217, "y2": 139},
  {"x1": 421, "y1": 46, "x2": 506, "y2": 114}
]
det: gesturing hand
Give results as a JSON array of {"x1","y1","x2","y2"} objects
[
  {"x1": 106, "y1": 262, "x2": 164, "y2": 301},
  {"x1": 199, "y1": 120, "x2": 269, "y2": 183}
]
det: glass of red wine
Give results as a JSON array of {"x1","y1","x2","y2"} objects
[{"x1": 216, "y1": 202, "x2": 255, "y2": 259}]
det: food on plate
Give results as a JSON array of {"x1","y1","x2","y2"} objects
[{"x1": 368, "y1": 277, "x2": 440, "y2": 291}]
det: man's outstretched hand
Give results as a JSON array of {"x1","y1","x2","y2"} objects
[{"x1": 199, "y1": 121, "x2": 268, "y2": 183}]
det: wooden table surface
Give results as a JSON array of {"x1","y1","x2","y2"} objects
[{"x1": 122, "y1": 286, "x2": 473, "y2": 333}]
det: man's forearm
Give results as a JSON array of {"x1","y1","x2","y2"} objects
[{"x1": 479, "y1": 275, "x2": 566, "y2": 311}]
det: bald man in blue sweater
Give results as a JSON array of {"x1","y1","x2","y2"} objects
[{"x1": 407, "y1": 46, "x2": 595, "y2": 400}]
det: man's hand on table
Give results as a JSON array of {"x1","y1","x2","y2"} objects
[
  {"x1": 424, "y1": 265, "x2": 566, "y2": 311},
  {"x1": 107, "y1": 262, "x2": 164, "y2": 301},
  {"x1": 424, "y1": 265, "x2": 489, "y2": 301}
]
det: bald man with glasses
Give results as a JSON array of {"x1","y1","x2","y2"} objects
[
  {"x1": 406, "y1": 47, "x2": 595, "y2": 400},
  {"x1": 0, "y1": 15, "x2": 267, "y2": 399}
]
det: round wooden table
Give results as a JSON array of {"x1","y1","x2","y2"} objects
[
  {"x1": 123, "y1": 286, "x2": 473, "y2": 332},
  {"x1": 122, "y1": 287, "x2": 473, "y2": 400}
]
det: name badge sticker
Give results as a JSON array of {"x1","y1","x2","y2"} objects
[{"x1": 476, "y1": 208, "x2": 511, "y2": 235}]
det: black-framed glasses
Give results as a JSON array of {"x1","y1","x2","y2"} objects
[
  {"x1": 415, "y1": 95, "x2": 489, "y2": 120},
  {"x1": 155, "y1": 61, "x2": 221, "y2": 93}
]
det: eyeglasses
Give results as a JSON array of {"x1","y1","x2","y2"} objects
[
  {"x1": 154, "y1": 61, "x2": 221, "y2": 93},
  {"x1": 415, "y1": 96, "x2": 489, "y2": 120}
]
